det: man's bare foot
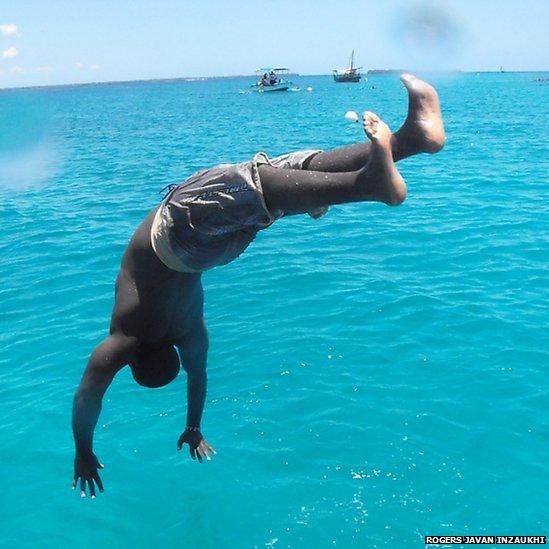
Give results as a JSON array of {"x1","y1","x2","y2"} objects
[
  {"x1": 393, "y1": 73, "x2": 446, "y2": 158},
  {"x1": 360, "y1": 112, "x2": 407, "y2": 206}
]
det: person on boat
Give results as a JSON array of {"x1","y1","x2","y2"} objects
[
  {"x1": 260, "y1": 72, "x2": 269, "y2": 86},
  {"x1": 72, "y1": 74, "x2": 446, "y2": 497},
  {"x1": 269, "y1": 70, "x2": 277, "y2": 85}
]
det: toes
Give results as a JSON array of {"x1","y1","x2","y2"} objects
[
  {"x1": 400, "y1": 73, "x2": 416, "y2": 87},
  {"x1": 401, "y1": 74, "x2": 437, "y2": 103},
  {"x1": 363, "y1": 111, "x2": 379, "y2": 124},
  {"x1": 362, "y1": 110, "x2": 379, "y2": 126},
  {"x1": 362, "y1": 111, "x2": 381, "y2": 139}
]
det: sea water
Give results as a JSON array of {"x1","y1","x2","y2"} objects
[{"x1": 0, "y1": 73, "x2": 547, "y2": 548}]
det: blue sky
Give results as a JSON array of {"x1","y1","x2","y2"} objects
[{"x1": 1, "y1": 0, "x2": 547, "y2": 88}]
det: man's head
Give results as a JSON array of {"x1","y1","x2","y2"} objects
[{"x1": 130, "y1": 343, "x2": 180, "y2": 388}]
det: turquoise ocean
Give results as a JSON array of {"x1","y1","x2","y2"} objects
[{"x1": 0, "y1": 73, "x2": 547, "y2": 548}]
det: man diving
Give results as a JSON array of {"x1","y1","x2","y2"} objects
[{"x1": 72, "y1": 74, "x2": 445, "y2": 497}]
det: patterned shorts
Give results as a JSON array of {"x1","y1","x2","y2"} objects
[{"x1": 151, "y1": 150, "x2": 327, "y2": 272}]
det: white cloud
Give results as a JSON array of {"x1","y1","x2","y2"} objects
[
  {"x1": 74, "y1": 62, "x2": 101, "y2": 71},
  {"x1": 0, "y1": 23, "x2": 19, "y2": 37},
  {"x1": 2, "y1": 46, "x2": 18, "y2": 59},
  {"x1": 11, "y1": 66, "x2": 25, "y2": 73},
  {"x1": 36, "y1": 65, "x2": 53, "y2": 73}
]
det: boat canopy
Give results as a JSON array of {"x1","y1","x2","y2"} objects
[{"x1": 255, "y1": 67, "x2": 290, "y2": 74}]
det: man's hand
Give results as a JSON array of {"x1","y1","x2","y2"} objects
[
  {"x1": 177, "y1": 429, "x2": 215, "y2": 462},
  {"x1": 73, "y1": 452, "x2": 104, "y2": 498}
]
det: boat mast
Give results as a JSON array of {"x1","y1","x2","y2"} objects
[{"x1": 350, "y1": 50, "x2": 354, "y2": 70}]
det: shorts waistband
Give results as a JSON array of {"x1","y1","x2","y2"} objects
[{"x1": 150, "y1": 207, "x2": 201, "y2": 273}]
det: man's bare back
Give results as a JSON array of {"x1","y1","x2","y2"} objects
[{"x1": 111, "y1": 209, "x2": 204, "y2": 346}]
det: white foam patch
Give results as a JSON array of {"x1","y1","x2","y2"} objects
[{"x1": 0, "y1": 139, "x2": 63, "y2": 190}]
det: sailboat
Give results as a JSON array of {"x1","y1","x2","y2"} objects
[{"x1": 333, "y1": 51, "x2": 362, "y2": 83}]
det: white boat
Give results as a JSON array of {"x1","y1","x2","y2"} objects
[
  {"x1": 333, "y1": 51, "x2": 362, "y2": 83},
  {"x1": 252, "y1": 67, "x2": 292, "y2": 92}
]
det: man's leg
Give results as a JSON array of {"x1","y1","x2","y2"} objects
[
  {"x1": 259, "y1": 112, "x2": 406, "y2": 213},
  {"x1": 305, "y1": 74, "x2": 445, "y2": 173}
]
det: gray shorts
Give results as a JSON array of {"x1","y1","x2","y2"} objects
[{"x1": 151, "y1": 150, "x2": 327, "y2": 272}]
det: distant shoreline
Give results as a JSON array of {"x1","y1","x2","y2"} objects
[{"x1": 1, "y1": 70, "x2": 547, "y2": 92}]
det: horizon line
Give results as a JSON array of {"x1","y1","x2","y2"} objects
[{"x1": 1, "y1": 69, "x2": 548, "y2": 92}]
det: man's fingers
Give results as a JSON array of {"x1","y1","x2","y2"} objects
[
  {"x1": 202, "y1": 439, "x2": 216, "y2": 456},
  {"x1": 80, "y1": 477, "x2": 86, "y2": 497},
  {"x1": 177, "y1": 437, "x2": 185, "y2": 450},
  {"x1": 72, "y1": 475, "x2": 79, "y2": 490},
  {"x1": 199, "y1": 443, "x2": 212, "y2": 461},
  {"x1": 88, "y1": 479, "x2": 96, "y2": 499},
  {"x1": 189, "y1": 446, "x2": 196, "y2": 460},
  {"x1": 92, "y1": 472, "x2": 104, "y2": 493},
  {"x1": 194, "y1": 446, "x2": 203, "y2": 463}
]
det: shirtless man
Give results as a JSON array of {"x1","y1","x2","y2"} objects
[{"x1": 72, "y1": 74, "x2": 445, "y2": 497}]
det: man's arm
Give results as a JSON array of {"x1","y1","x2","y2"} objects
[
  {"x1": 176, "y1": 318, "x2": 215, "y2": 462},
  {"x1": 72, "y1": 333, "x2": 135, "y2": 496}
]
